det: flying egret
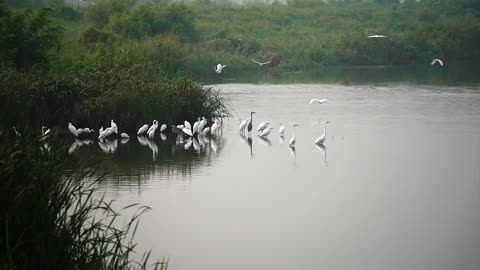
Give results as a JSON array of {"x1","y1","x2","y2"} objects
[
  {"x1": 137, "y1": 124, "x2": 149, "y2": 135},
  {"x1": 214, "y1": 64, "x2": 226, "y2": 74},
  {"x1": 279, "y1": 123, "x2": 285, "y2": 137},
  {"x1": 110, "y1": 120, "x2": 118, "y2": 134},
  {"x1": 257, "y1": 122, "x2": 270, "y2": 132},
  {"x1": 431, "y1": 59, "x2": 444, "y2": 66},
  {"x1": 120, "y1": 133, "x2": 129, "y2": 139},
  {"x1": 368, "y1": 34, "x2": 387, "y2": 38},
  {"x1": 251, "y1": 58, "x2": 272, "y2": 67},
  {"x1": 289, "y1": 124, "x2": 299, "y2": 148},
  {"x1": 259, "y1": 127, "x2": 273, "y2": 138},
  {"x1": 12, "y1": 127, "x2": 21, "y2": 137},
  {"x1": 147, "y1": 120, "x2": 158, "y2": 134},
  {"x1": 247, "y1": 112, "x2": 256, "y2": 134},
  {"x1": 315, "y1": 121, "x2": 331, "y2": 145},
  {"x1": 68, "y1": 123, "x2": 78, "y2": 137},
  {"x1": 160, "y1": 124, "x2": 167, "y2": 133},
  {"x1": 309, "y1": 98, "x2": 329, "y2": 104},
  {"x1": 239, "y1": 119, "x2": 248, "y2": 133}
]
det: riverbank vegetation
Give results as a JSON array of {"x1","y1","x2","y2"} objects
[{"x1": 0, "y1": 137, "x2": 168, "y2": 269}]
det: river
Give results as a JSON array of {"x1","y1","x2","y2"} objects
[{"x1": 69, "y1": 68, "x2": 480, "y2": 270}]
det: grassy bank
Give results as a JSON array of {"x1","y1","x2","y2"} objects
[{"x1": 0, "y1": 137, "x2": 167, "y2": 269}]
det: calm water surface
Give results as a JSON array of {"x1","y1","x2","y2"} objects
[{"x1": 73, "y1": 72, "x2": 480, "y2": 270}]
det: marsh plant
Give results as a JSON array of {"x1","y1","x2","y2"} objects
[{"x1": 0, "y1": 136, "x2": 168, "y2": 269}]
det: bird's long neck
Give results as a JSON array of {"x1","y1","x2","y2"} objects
[
  {"x1": 293, "y1": 126, "x2": 296, "y2": 138},
  {"x1": 250, "y1": 113, "x2": 253, "y2": 122},
  {"x1": 323, "y1": 123, "x2": 327, "y2": 136}
]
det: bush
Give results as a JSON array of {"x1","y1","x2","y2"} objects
[
  {"x1": 0, "y1": 4, "x2": 61, "y2": 68},
  {"x1": 108, "y1": 3, "x2": 198, "y2": 41},
  {"x1": 80, "y1": 26, "x2": 118, "y2": 47}
]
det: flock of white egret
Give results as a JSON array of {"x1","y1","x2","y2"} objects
[{"x1": 238, "y1": 98, "x2": 331, "y2": 148}]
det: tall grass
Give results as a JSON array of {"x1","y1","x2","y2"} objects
[
  {"x1": 0, "y1": 37, "x2": 228, "y2": 132},
  {"x1": 0, "y1": 136, "x2": 168, "y2": 269}
]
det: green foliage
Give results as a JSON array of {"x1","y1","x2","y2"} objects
[
  {"x1": 6, "y1": 0, "x2": 63, "y2": 8},
  {"x1": 55, "y1": 5, "x2": 82, "y2": 21},
  {"x1": 0, "y1": 137, "x2": 168, "y2": 269},
  {"x1": 80, "y1": 26, "x2": 117, "y2": 46},
  {"x1": 108, "y1": 3, "x2": 198, "y2": 41},
  {"x1": 0, "y1": 4, "x2": 61, "y2": 68},
  {"x1": 85, "y1": 0, "x2": 135, "y2": 27}
]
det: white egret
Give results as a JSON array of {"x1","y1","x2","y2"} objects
[
  {"x1": 214, "y1": 64, "x2": 226, "y2": 74},
  {"x1": 160, "y1": 124, "x2": 167, "y2": 133},
  {"x1": 259, "y1": 127, "x2": 273, "y2": 138},
  {"x1": 184, "y1": 120, "x2": 192, "y2": 131},
  {"x1": 193, "y1": 118, "x2": 200, "y2": 134},
  {"x1": 171, "y1": 125, "x2": 188, "y2": 136},
  {"x1": 182, "y1": 127, "x2": 193, "y2": 137},
  {"x1": 68, "y1": 123, "x2": 78, "y2": 137},
  {"x1": 251, "y1": 58, "x2": 272, "y2": 67},
  {"x1": 289, "y1": 124, "x2": 299, "y2": 148},
  {"x1": 120, "y1": 132, "x2": 129, "y2": 139},
  {"x1": 137, "y1": 124, "x2": 149, "y2": 135},
  {"x1": 257, "y1": 122, "x2": 270, "y2": 132},
  {"x1": 431, "y1": 59, "x2": 444, "y2": 66},
  {"x1": 202, "y1": 127, "x2": 211, "y2": 135},
  {"x1": 368, "y1": 34, "x2": 387, "y2": 38},
  {"x1": 82, "y1": 128, "x2": 93, "y2": 133},
  {"x1": 211, "y1": 120, "x2": 221, "y2": 134},
  {"x1": 146, "y1": 120, "x2": 157, "y2": 134},
  {"x1": 315, "y1": 121, "x2": 331, "y2": 145},
  {"x1": 198, "y1": 117, "x2": 206, "y2": 134},
  {"x1": 77, "y1": 128, "x2": 85, "y2": 135},
  {"x1": 247, "y1": 112, "x2": 256, "y2": 134},
  {"x1": 239, "y1": 119, "x2": 248, "y2": 133},
  {"x1": 99, "y1": 126, "x2": 104, "y2": 134},
  {"x1": 279, "y1": 123, "x2": 285, "y2": 137},
  {"x1": 148, "y1": 121, "x2": 158, "y2": 139},
  {"x1": 41, "y1": 126, "x2": 50, "y2": 137},
  {"x1": 110, "y1": 120, "x2": 118, "y2": 134},
  {"x1": 176, "y1": 124, "x2": 184, "y2": 129},
  {"x1": 12, "y1": 127, "x2": 21, "y2": 137},
  {"x1": 309, "y1": 98, "x2": 329, "y2": 104},
  {"x1": 98, "y1": 127, "x2": 113, "y2": 140}
]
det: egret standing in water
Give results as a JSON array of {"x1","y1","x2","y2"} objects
[
  {"x1": 315, "y1": 121, "x2": 331, "y2": 145},
  {"x1": 137, "y1": 124, "x2": 149, "y2": 135},
  {"x1": 279, "y1": 123, "x2": 285, "y2": 137},
  {"x1": 247, "y1": 112, "x2": 256, "y2": 135},
  {"x1": 289, "y1": 124, "x2": 299, "y2": 148},
  {"x1": 239, "y1": 119, "x2": 248, "y2": 134},
  {"x1": 41, "y1": 126, "x2": 50, "y2": 137},
  {"x1": 259, "y1": 127, "x2": 273, "y2": 138},
  {"x1": 12, "y1": 127, "x2": 21, "y2": 137},
  {"x1": 68, "y1": 123, "x2": 78, "y2": 137},
  {"x1": 110, "y1": 120, "x2": 118, "y2": 134}
]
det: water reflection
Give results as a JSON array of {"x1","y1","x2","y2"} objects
[
  {"x1": 258, "y1": 135, "x2": 271, "y2": 147},
  {"x1": 315, "y1": 144, "x2": 327, "y2": 167}
]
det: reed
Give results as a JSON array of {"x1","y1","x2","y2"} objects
[{"x1": 0, "y1": 136, "x2": 168, "y2": 269}]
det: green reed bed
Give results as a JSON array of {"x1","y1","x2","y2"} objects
[
  {"x1": 0, "y1": 56, "x2": 227, "y2": 134},
  {"x1": 0, "y1": 136, "x2": 167, "y2": 269}
]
